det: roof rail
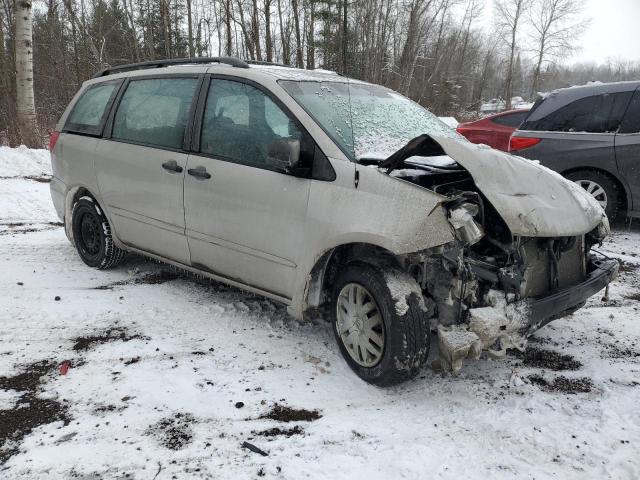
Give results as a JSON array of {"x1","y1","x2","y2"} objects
[
  {"x1": 93, "y1": 56, "x2": 249, "y2": 78},
  {"x1": 245, "y1": 60, "x2": 295, "y2": 69}
]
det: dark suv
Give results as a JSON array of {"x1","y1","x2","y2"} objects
[{"x1": 509, "y1": 81, "x2": 640, "y2": 220}]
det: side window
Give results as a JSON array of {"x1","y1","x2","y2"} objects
[
  {"x1": 492, "y1": 111, "x2": 527, "y2": 128},
  {"x1": 619, "y1": 90, "x2": 640, "y2": 134},
  {"x1": 201, "y1": 79, "x2": 302, "y2": 171},
  {"x1": 112, "y1": 77, "x2": 199, "y2": 150},
  {"x1": 65, "y1": 81, "x2": 120, "y2": 134},
  {"x1": 523, "y1": 92, "x2": 632, "y2": 133}
]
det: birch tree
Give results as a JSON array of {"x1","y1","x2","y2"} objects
[{"x1": 14, "y1": 0, "x2": 39, "y2": 147}]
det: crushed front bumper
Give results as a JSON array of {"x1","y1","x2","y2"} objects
[{"x1": 525, "y1": 258, "x2": 619, "y2": 333}]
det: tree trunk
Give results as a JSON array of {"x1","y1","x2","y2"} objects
[
  {"x1": 186, "y1": 0, "x2": 194, "y2": 57},
  {"x1": 264, "y1": 0, "x2": 273, "y2": 63},
  {"x1": 14, "y1": 0, "x2": 39, "y2": 147},
  {"x1": 277, "y1": 0, "x2": 290, "y2": 64},
  {"x1": 341, "y1": 0, "x2": 347, "y2": 74},
  {"x1": 0, "y1": 11, "x2": 20, "y2": 146},
  {"x1": 306, "y1": 0, "x2": 315, "y2": 69},
  {"x1": 292, "y1": 0, "x2": 303, "y2": 68}
]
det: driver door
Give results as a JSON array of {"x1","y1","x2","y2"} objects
[{"x1": 184, "y1": 77, "x2": 311, "y2": 298}]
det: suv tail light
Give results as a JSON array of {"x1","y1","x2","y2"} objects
[
  {"x1": 509, "y1": 136, "x2": 541, "y2": 152},
  {"x1": 48, "y1": 131, "x2": 60, "y2": 152}
]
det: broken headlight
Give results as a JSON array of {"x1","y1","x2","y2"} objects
[{"x1": 448, "y1": 202, "x2": 484, "y2": 246}]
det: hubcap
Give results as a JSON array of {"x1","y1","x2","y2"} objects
[
  {"x1": 80, "y1": 213, "x2": 101, "y2": 255},
  {"x1": 336, "y1": 283, "x2": 385, "y2": 367},
  {"x1": 575, "y1": 180, "x2": 608, "y2": 210}
]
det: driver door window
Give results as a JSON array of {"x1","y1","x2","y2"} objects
[{"x1": 200, "y1": 79, "x2": 302, "y2": 171}]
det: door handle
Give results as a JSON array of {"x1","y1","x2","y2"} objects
[
  {"x1": 187, "y1": 166, "x2": 211, "y2": 180},
  {"x1": 162, "y1": 160, "x2": 183, "y2": 173}
]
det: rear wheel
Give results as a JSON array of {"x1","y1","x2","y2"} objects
[
  {"x1": 71, "y1": 197, "x2": 125, "y2": 269},
  {"x1": 331, "y1": 262, "x2": 430, "y2": 386},
  {"x1": 566, "y1": 170, "x2": 620, "y2": 220}
]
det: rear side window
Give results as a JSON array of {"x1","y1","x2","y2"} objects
[
  {"x1": 112, "y1": 77, "x2": 199, "y2": 150},
  {"x1": 521, "y1": 92, "x2": 633, "y2": 133},
  {"x1": 492, "y1": 111, "x2": 528, "y2": 128},
  {"x1": 619, "y1": 90, "x2": 640, "y2": 134},
  {"x1": 65, "y1": 81, "x2": 120, "y2": 135},
  {"x1": 200, "y1": 79, "x2": 303, "y2": 171}
]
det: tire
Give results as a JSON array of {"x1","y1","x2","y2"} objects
[
  {"x1": 331, "y1": 261, "x2": 430, "y2": 386},
  {"x1": 565, "y1": 170, "x2": 620, "y2": 220},
  {"x1": 71, "y1": 196, "x2": 125, "y2": 269}
]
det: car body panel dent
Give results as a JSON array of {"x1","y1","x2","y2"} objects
[{"x1": 432, "y1": 136, "x2": 606, "y2": 237}]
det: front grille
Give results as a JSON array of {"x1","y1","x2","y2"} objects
[{"x1": 520, "y1": 236, "x2": 586, "y2": 298}]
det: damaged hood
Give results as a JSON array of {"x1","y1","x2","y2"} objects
[{"x1": 386, "y1": 135, "x2": 606, "y2": 237}]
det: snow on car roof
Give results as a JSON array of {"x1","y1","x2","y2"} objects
[{"x1": 248, "y1": 63, "x2": 371, "y2": 84}]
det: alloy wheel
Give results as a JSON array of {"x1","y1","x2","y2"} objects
[
  {"x1": 575, "y1": 179, "x2": 608, "y2": 210},
  {"x1": 336, "y1": 283, "x2": 385, "y2": 367}
]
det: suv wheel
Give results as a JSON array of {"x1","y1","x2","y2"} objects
[
  {"x1": 71, "y1": 196, "x2": 125, "y2": 269},
  {"x1": 566, "y1": 170, "x2": 620, "y2": 220},
  {"x1": 331, "y1": 262, "x2": 430, "y2": 386}
]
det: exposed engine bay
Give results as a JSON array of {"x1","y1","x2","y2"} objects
[{"x1": 381, "y1": 145, "x2": 615, "y2": 373}]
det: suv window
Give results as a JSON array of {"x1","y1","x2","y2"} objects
[
  {"x1": 521, "y1": 92, "x2": 633, "y2": 133},
  {"x1": 201, "y1": 79, "x2": 302, "y2": 171},
  {"x1": 492, "y1": 111, "x2": 528, "y2": 128},
  {"x1": 65, "y1": 81, "x2": 120, "y2": 134},
  {"x1": 619, "y1": 90, "x2": 640, "y2": 134},
  {"x1": 112, "y1": 77, "x2": 199, "y2": 150}
]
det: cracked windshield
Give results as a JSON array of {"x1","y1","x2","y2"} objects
[{"x1": 280, "y1": 80, "x2": 461, "y2": 161}]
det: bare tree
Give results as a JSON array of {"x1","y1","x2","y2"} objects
[
  {"x1": 529, "y1": 0, "x2": 587, "y2": 97},
  {"x1": 14, "y1": 0, "x2": 39, "y2": 147},
  {"x1": 495, "y1": 0, "x2": 526, "y2": 109}
]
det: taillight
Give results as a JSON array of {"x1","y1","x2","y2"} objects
[
  {"x1": 509, "y1": 136, "x2": 541, "y2": 152},
  {"x1": 48, "y1": 131, "x2": 60, "y2": 152}
]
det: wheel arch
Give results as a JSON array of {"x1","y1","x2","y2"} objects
[{"x1": 303, "y1": 242, "x2": 401, "y2": 313}]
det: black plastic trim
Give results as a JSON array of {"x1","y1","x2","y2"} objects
[{"x1": 526, "y1": 258, "x2": 619, "y2": 332}]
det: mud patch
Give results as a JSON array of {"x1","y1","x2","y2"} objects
[
  {"x1": 94, "y1": 271, "x2": 182, "y2": 290},
  {"x1": 623, "y1": 292, "x2": 640, "y2": 302},
  {"x1": 617, "y1": 259, "x2": 639, "y2": 274},
  {"x1": 528, "y1": 374, "x2": 593, "y2": 394},
  {"x1": 605, "y1": 344, "x2": 640, "y2": 359},
  {"x1": 258, "y1": 404, "x2": 322, "y2": 423},
  {"x1": 511, "y1": 347, "x2": 582, "y2": 371},
  {"x1": 0, "y1": 221, "x2": 63, "y2": 236},
  {"x1": 72, "y1": 326, "x2": 147, "y2": 351},
  {"x1": 253, "y1": 425, "x2": 305, "y2": 437},
  {"x1": 0, "y1": 361, "x2": 71, "y2": 464},
  {"x1": 147, "y1": 413, "x2": 194, "y2": 450},
  {"x1": 0, "y1": 175, "x2": 51, "y2": 183}
]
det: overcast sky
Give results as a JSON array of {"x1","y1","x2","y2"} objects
[
  {"x1": 481, "y1": 0, "x2": 640, "y2": 65},
  {"x1": 573, "y1": 0, "x2": 640, "y2": 64}
]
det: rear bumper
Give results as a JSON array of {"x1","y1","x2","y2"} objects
[{"x1": 526, "y1": 258, "x2": 618, "y2": 333}]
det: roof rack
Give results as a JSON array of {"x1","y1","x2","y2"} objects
[
  {"x1": 245, "y1": 60, "x2": 295, "y2": 69},
  {"x1": 93, "y1": 56, "x2": 249, "y2": 78}
]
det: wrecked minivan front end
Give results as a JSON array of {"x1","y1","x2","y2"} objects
[{"x1": 386, "y1": 136, "x2": 618, "y2": 373}]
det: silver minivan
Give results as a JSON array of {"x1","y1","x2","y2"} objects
[{"x1": 50, "y1": 57, "x2": 618, "y2": 385}]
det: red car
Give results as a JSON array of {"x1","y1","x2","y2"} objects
[{"x1": 456, "y1": 109, "x2": 530, "y2": 151}]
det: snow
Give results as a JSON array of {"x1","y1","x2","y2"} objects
[
  {"x1": 437, "y1": 117, "x2": 459, "y2": 128},
  {"x1": 0, "y1": 146, "x2": 51, "y2": 177},
  {"x1": 1, "y1": 147, "x2": 640, "y2": 479}
]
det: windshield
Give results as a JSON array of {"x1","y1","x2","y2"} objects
[{"x1": 279, "y1": 80, "x2": 462, "y2": 161}]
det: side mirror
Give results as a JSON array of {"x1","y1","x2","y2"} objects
[{"x1": 268, "y1": 138, "x2": 309, "y2": 176}]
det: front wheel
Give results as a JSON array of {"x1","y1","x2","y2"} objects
[
  {"x1": 71, "y1": 196, "x2": 125, "y2": 269},
  {"x1": 566, "y1": 170, "x2": 620, "y2": 220},
  {"x1": 331, "y1": 262, "x2": 430, "y2": 386}
]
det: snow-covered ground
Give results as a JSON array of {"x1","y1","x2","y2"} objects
[{"x1": 1, "y1": 148, "x2": 639, "y2": 479}]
